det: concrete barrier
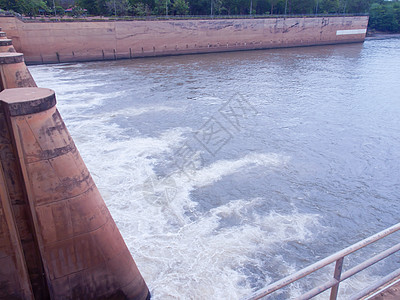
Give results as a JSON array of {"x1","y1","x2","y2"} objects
[
  {"x1": 0, "y1": 33, "x2": 150, "y2": 299},
  {"x1": 0, "y1": 16, "x2": 369, "y2": 64},
  {"x1": 0, "y1": 53, "x2": 36, "y2": 89},
  {"x1": 0, "y1": 87, "x2": 150, "y2": 299},
  {"x1": 0, "y1": 37, "x2": 17, "y2": 52}
]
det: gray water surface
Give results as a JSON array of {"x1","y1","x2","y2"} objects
[{"x1": 30, "y1": 38, "x2": 400, "y2": 299}]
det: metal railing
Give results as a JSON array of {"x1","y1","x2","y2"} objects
[{"x1": 246, "y1": 222, "x2": 400, "y2": 300}]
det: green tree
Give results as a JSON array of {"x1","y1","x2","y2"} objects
[
  {"x1": 105, "y1": 0, "x2": 131, "y2": 15},
  {"x1": 187, "y1": 0, "x2": 207, "y2": 14},
  {"x1": 346, "y1": 0, "x2": 373, "y2": 13},
  {"x1": 381, "y1": 4, "x2": 399, "y2": 32},
  {"x1": 369, "y1": 2, "x2": 383, "y2": 29},
  {"x1": 290, "y1": 0, "x2": 314, "y2": 14},
  {"x1": 132, "y1": 1, "x2": 150, "y2": 15},
  {"x1": 319, "y1": 0, "x2": 340, "y2": 13},
  {"x1": 369, "y1": 2, "x2": 400, "y2": 32},
  {"x1": 24, "y1": 0, "x2": 49, "y2": 16},
  {"x1": 153, "y1": 0, "x2": 170, "y2": 15},
  {"x1": 0, "y1": 0, "x2": 19, "y2": 12},
  {"x1": 77, "y1": 0, "x2": 97, "y2": 14},
  {"x1": 213, "y1": 0, "x2": 227, "y2": 15},
  {"x1": 0, "y1": 0, "x2": 50, "y2": 15},
  {"x1": 171, "y1": 0, "x2": 188, "y2": 14}
]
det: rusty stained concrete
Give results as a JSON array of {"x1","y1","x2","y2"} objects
[
  {"x1": 0, "y1": 87, "x2": 150, "y2": 300},
  {"x1": 0, "y1": 53, "x2": 37, "y2": 90},
  {"x1": 0, "y1": 16, "x2": 369, "y2": 64},
  {"x1": 0, "y1": 38, "x2": 17, "y2": 53},
  {"x1": 0, "y1": 36, "x2": 150, "y2": 299}
]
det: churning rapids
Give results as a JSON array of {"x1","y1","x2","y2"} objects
[{"x1": 30, "y1": 37, "x2": 400, "y2": 299}]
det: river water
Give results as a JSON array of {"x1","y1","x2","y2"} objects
[{"x1": 30, "y1": 37, "x2": 400, "y2": 299}]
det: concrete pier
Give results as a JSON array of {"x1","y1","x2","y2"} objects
[
  {"x1": 0, "y1": 31, "x2": 150, "y2": 300},
  {"x1": 0, "y1": 53, "x2": 36, "y2": 89},
  {"x1": 0, "y1": 38, "x2": 17, "y2": 53}
]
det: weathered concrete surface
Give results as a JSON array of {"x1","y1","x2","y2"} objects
[
  {"x1": 0, "y1": 16, "x2": 368, "y2": 64},
  {"x1": 0, "y1": 46, "x2": 150, "y2": 299},
  {"x1": 0, "y1": 159, "x2": 34, "y2": 299},
  {"x1": 0, "y1": 52, "x2": 44, "y2": 299},
  {"x1": 0, "y1": 87, "x2": 150, "y2": 299},
  {"x1": 0, "y1": 37, "x2": 17, "y2": 52},
  {"x1": 0, "y1": 92, "x2": 50, "y2": 299},
  {"x1": 0, "y1": 53, "x2": 36, "y2": 89}
]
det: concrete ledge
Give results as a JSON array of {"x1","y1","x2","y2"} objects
[
  {"x1": 0, "y1": 87, "x2": 56, "y2": 116},
  {"x1": 0, "y1": 52, "x2": 24, "y2": 64},
  {"x1": 0, "y1": 39, "x2": 12, "y2": 46}
]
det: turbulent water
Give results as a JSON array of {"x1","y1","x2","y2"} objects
[{"x1": 30, "y1": 37, "x2": 400, "y2": 299}]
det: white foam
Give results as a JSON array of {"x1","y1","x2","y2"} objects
[
  {"x1": 29, "y1": 64, "x2": 321, "y2": 300},
  {"x1": 190, "y1": 153, "x2": 288, "y2": 188},
  {"x1": 154, "y1": 153, "x2": 289, "y2": 220},
  {"x1": 122, "y1": 198, "x2": 320, "y2": 299},
  {"x1": 68, "y1": 117, "x2": 314, "y2": 299}
]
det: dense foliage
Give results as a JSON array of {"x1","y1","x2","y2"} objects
[
  {"x1": 369, "y1": 1, "x2": 400, "y2": 32},
  {"x1": 0, "y1": 0, "x2": 399, "y2": 32}
]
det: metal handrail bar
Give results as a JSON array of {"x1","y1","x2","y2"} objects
[
  {"x1": 246, "y1": 222, "x2": 400, "y2": 300},
  {"x1": 341, "y1": 242, "x2": 400, "y2": 281},
  {"x1": 360, "y1": 277, "x2": 400, "y2": 300},
  {"x1": 297, "y1": 278, "x2": 338, "y2": 300},
  {"x1": 349, "y1": 268, "x2": 400, "y2": 300},
  {"x1": 297, "y1": 242, "x2": 400, "y2": 300}
]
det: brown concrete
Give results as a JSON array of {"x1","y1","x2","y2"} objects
[
  {"x1": 0, "y1": 53, "x2": 37, "y2": 90},
  {"x1": 0, "y1": 101, "x2": 50, "y2": 299},
  {"x1": 0, "y1": 52, "x2": 47, "y2": 299},
  {"x1": 0, "y1": 160, "x2": 34, "y2": 299},
  {"x1": 0, "y1": 87, "x2": 150, "y2": 299},
  {"x1": 0, "y1": 45, "x2": 149, "y2": 299},
  {"x1": 0, "y1": 16, "x2": 368, "y2": 64},
  {"x1": 0, "y1": 36, "x2": 17, "y2": 53}
]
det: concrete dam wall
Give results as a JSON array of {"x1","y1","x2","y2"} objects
[
  {"x1": 0, "y1": 31, "x2": 150, "y2": 299},
  {"x1": 0, "y1": 16, "x2": 368, "y2": 64}
]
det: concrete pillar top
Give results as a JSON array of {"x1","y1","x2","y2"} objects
[
  {"x1": 0, "y1": 52, "x2": 24, "y2": 64},
  {"x1": 0, "y1": 87, "x2": 56, "y2": 116},
  {"x1": 0, "y1": 39, "x2": 12, "y2": 46}
]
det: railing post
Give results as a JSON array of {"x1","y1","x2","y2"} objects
[{"x1": 330, "y1": 257, "x2": 344, "y2": 300}]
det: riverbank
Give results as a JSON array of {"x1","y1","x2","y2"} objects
[
  {"x1": 0, "y1": 15, "x2": 368, "y2": 64},
  {"x1": 366, "y1": 32, "x2": 400, "y2": 40}
]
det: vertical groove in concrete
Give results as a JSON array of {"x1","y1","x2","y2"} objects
[
  {"x1": 0, "y1": 154, "x2": 34, "y2": 299},
  {"x1": 0, "y1": 98, "x2": 50, "y2": 300},
  {"x1": 0, "y1": 50, "x2": 49, "y2": 299}
]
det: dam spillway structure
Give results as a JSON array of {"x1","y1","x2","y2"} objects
[
  {"x1": 0, "y1": 28, "x2": 17, "y2": 53},
  {"x1": 0, "y1": 33, "x2": 150, "y2": 300},
  {"x1": 0, "y1": 39, "x2": 17, "y2": 53},
  {"x1": 0, "y1": 15, "x2": 368, "y2": 64},
  {"x1": 0, "y1": 31, "x2": 33, "y2": 90},
  {"x1": 0, "y1": 53, "x2": 36, "y2": 90}
]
